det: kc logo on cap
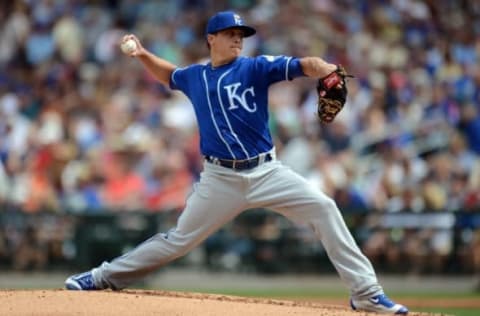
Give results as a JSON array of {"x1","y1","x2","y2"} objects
[{"x1": 233, "y1": 14, "x2": 242, "y2": 25}]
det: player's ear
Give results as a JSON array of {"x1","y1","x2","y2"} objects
[{"x1": 206, "y1": 34, "x2": 215, "y2": 46}]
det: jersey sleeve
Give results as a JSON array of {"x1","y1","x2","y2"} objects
[
  {"x1": 255, "y1": 55, "x2": 305, "y2": 85},
  {"x1": 169, "y1": 66, "x2": 190, "y2": 91}
]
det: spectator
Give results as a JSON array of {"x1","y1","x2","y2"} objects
[{"x1": 101, "y1": 148, "x2": 146, "y2": 211}]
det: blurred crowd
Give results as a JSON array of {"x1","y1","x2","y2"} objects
[
  {"x1": 0, "y1": 0, "x2": 480, "y2": 277},
  {"x1": 0, "y1": 0, "x2": 479, "y2": 214}
]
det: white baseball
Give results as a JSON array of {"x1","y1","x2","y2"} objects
[{"x1": 121, "y1": 39, "x2": 137, "y2": 54}]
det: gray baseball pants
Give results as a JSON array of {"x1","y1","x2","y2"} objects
[{"x1": 92, "y1": 159, "x2": 383, "y2": 299}]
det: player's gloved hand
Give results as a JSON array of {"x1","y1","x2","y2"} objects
[{"x1": 316, "y1": 65, "x2": 353, "y2": 123}]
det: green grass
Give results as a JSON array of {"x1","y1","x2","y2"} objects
[{"x1": 165, "y1": 286, "x2": 480, "y2": 299}]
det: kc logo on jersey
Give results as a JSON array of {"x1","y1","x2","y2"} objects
[{"x1": 224, "y1": 82, "x2": 257, "y2": 112}]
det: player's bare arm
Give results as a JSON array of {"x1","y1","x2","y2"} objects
[
  {"x1": 300, "y1": 57, "x2": 337, "y2": 78},
  {"x1": 120, "y1": 34, "x2": 176, "y2": 86}
]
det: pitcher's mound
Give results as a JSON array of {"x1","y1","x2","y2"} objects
[{"x1": 0, "y1": 289, "x2": 433, "y2": 315}]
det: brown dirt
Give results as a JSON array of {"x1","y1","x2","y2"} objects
[{"x1": 0, "y1": 289, "x2": 449, "y2": 316}]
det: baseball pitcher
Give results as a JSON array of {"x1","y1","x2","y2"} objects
[{"x1": 65, "y1": 11, "x2": 408, "y2": 315}]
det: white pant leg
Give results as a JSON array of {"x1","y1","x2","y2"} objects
[
  {"x1": 246, "y1": 161, "x2": 383, "y2": 298},
  {"x1": 94, "y1": 162, "x2": 247, "y2": 290}
]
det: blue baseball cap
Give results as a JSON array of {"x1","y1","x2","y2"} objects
[{"x1": 206, "y1": 11, "x2": 256, "y2": 37}]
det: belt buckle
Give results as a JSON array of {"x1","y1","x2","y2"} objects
[{"x1": 234, "y1": 158, "x2": 248, "y2": 171}]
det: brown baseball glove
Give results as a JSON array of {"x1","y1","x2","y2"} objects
[{"x1": 316, "y1": 65, "x2": 353, "y2": 123}]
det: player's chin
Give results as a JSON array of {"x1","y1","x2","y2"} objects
[{"x1": 231, "y1": 47, "x2": 242, "y2": 55}]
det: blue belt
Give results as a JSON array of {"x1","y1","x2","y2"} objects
[{"x1": 205, "y1": 153, "x2": 273, "y2": 171}]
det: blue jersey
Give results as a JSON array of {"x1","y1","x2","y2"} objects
[{"x1": 170, "y1": 55, "x2": 305, "y2": 159}]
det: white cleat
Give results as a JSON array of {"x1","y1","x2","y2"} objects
[{"x1": 350, "y1": 294, "x2": 408, "y2": 314}]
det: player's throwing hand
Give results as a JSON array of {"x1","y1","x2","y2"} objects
[{"x1": 120, "y1": 34, "x2": 143, "y2": 57}]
